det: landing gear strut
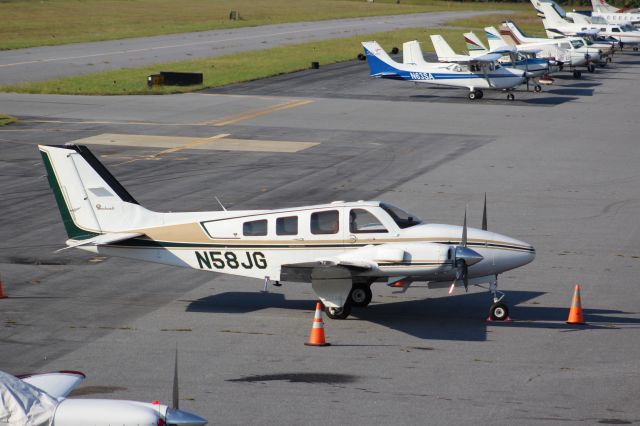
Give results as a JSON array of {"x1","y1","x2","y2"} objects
[{"x1": 488, "y1": 277, "x2": 510, "y2": 321}]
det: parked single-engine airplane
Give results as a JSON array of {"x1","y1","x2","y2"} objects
[
  {"x1": 490, "y1": 23, "x2": 605, "y2": 77},
  {"x1": 39, "y1": 144, "x2": 535, "y2": 320},
  {"x1": 0, "y1": 359, "x2": 206, "y2": 426},
  {"x1": 431, "y1": 33, "x2": 554, "y2": 92},
  {"x1": 363, "y1": 40, "x2": 526, "y2": 100}
]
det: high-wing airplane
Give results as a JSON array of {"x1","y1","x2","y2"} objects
[
  {"x1": 432, "y1": 32, "x2": 556, "y2": 91},
  {"x1": 491, "y1": 23, "x2": 604, "y2": 77},
  {"x1": 39, "y1": 144, "x2": 535, "y2": 320},
  {"x1": 0, "y1": 361, "x2": 206, "y2": 426},
  {"x1": 363, "y1": 40, "x2": 526, "y2": 100},
  {"x1": 532, "y1": 0, "x2": 640, "y2": 48}
]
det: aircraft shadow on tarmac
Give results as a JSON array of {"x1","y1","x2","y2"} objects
[{"x1": 185, "y1": 290, "x2": 640, "y2": 341}]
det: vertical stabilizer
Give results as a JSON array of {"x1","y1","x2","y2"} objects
[
  {"x1": 592, "y1": 0, "x2": 619, "y2": 13},
  {"x1": 464, "y1": 32, "x2": 488, "y2": 56},
  {"x1": 361, "y1": 41, "x2": 402, "y2": 77},
  {"x1": 402, "y1": 40, "x2": 428, "y2": 65},
  {"x1": 487, "y1": 26, "x2": 515, "y2": 48},
  {"x1": 39, "y1": 145, "x2": 160, "y2": 239},
  {"x1": 429, "y1": 35, "x2": 459, "y2": 61}
]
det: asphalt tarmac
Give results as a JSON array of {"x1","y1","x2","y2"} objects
[
  {"x1": 1, "y1": 52, "x2": 640, "y2": 425},
  {"x1": 0, "y1": 10, "x2": 501, "y2": 85}
]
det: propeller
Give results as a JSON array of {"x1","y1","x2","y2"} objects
[
  {"x1": 163, "y1": 347, "x2": 208, "y2": 426},
  {"x1": 448, "y1": 207, "x2": 484, "y2": 294},
  {"x1": 482, "y1": 192, "x2": 487, "y2": 231}
]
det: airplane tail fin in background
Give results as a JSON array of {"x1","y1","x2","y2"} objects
[
  {"x1": 39, "y1": 144, "x2": 160, "y2": 240},
  {"x1": 361, "y1": 41, "x2": 403, "y2": 77},
  {"x1": 429, "y1": 35, "x2": 458, "y2": 61},
  {"x1": 531, "y1": 0, "x2": 570, "y2": 34},
  {"x1": 592, "y1": 0, "x2": 619, "y2": 13},
  {"x1": 464, "y1": 32, "x2": 488, "y2": 55},
  {"x1": 497, "y1": 22, "x2": 524, "y2": 45},
  {"x1": 402, "y1": 40, "x2": 428, "y2": 65},
  {"x1": 486, "y1": 26, "x2": 513, "y2": 48}
]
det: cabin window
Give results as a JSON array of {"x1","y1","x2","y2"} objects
[
  {"x1": 243, "y1": 219, "x2": 267, "y2": 236},
  {"x1": 276, "y1": 216, "x2": 298, "y2": 236},
  {"x1": 612, "y1": 27, "x2": 620, "y2": 32},
  {"x1": 311, "y1": 210, "x2": 339, "y2": 235},
  {"x1": 350, "y1": 209, "x2": 388, "y2": 233}
]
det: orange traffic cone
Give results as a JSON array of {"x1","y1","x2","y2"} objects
[
  {"x1": 0, "y1": 275, "x2": 7, "y2": 299},
  {"x1": 566, "y1": 284, "x2": 585, "y2": 324},
  {"x1": 305, "y1": 302, "x2": 330, "y2": 347}
]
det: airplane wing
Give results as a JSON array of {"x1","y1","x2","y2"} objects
[
  {"x1": 470, "y1": 52, "x2": 504, "y2": 63},
  {"x1": 281, "y1": 254, "x2": 380, "y2": 308},
  {"x1": 516, "y1": 45, "x2": 543, "y2": 54},
  {"x1": 57, "y1": 232, "x2": 143, "y2": 252},
  {"x1": 17, "y1": 371, "x2": 86, "y2": 399}
]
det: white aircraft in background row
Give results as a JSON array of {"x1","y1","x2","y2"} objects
[
  {"x1": 431, "y1": 33, "x2": 555, "y2": 92},
  {"x1": 489, "y1": 23, "x2": 603, "y2": 77},
  {"x1": 590, "y1": 0, "x2": 640, "y2": 26},
  {"x1": 39, "y1": 144, "x2": 535, "y2": 320},
  {"x1": 0, "y1": 361, "x2": 206, "y2": 426},
  {"x1": 364, "y1": 40, "x2": 526, "y2": 100},
  {"x1": 532, "y1": 0, "x2": 640, "y2": 48}
]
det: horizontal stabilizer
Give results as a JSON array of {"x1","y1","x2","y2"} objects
[
  {"x1": 18, "y1": 371, "x2": 86, "y2": 399},
  {"x1": 58, "y1": 232, "x2": 143, "y2": 252}
]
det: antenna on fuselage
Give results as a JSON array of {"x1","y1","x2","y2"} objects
[
  {"x1": 214, "y1": 196, "x2": 227, "y2": 211},
  {"x1": 482, "y1": 193, "x2": 488, "y2": 231}
]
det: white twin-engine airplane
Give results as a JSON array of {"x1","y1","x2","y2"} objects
[
  {"x1": 591, "y1": 0, "x2": 640, "y2": 26},
  {"x1": 0, "y1": 359, "x2": 206, "y2": 426},
  {"x1": 362, "y1": 40, "x2": 526, "y2": 101},
  {"x1": 531, "y1": 0, "x2": 640, "y2": 48},
  {"x1": 39, "y1": 144, "x2": 535, "y2": 321}
]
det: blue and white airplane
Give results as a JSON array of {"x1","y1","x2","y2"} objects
[{"x1": 362, "y1": 40, "x2": 526, "y2": 101}]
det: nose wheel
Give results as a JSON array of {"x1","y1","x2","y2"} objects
[
  {"x1": 489, "y1": 301, "x2": 510, "y2": 321},
  {"x1": 487, "y1": 276, "x2": 510, "y2": 321}
]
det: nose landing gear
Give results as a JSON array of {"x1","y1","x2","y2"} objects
[{"x1": 488, "y1": 277, "x2": 511, "y2": 321}]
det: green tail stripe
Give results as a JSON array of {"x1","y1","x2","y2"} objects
[{"x1": 40, "y1": 150, "x2": 98, "y2": 241}]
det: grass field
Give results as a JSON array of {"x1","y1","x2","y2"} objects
[
  {"x1": 0, "y1": 0, "x2": 529, "y2": 50},
  {"x1": 0, "y1": 23, "x2": 522, "y2": 96},
  {"x1": 0, "y1": 115, "x2": 17, "y2": 126}
]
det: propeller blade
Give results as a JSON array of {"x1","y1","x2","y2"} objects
[
  {"x1": 482, "y1": 193, "x2": 487, "y2": 231},
  {"x1": 173, "y1": 346, "x2": 179, "y2": 410},
  {"x1": 462, "y1": 263, "x2": 469, "y2": 292},
  {"x1": 462, "y1": 208, "x2": 468, "y2": 247}
]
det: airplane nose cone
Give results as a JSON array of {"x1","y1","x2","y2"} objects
[
  {"x1": 165, "y1": 408, "x2": 208, "y2": 426},
  {"x1": 455, "y1": 246, "x2": 484, "y2": 266}
]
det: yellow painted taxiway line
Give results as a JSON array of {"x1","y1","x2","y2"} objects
[{"x1": 206, "y1": 98, "x2": 313, "y2": 126}]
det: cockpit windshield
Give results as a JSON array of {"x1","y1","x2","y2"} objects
[
  {"x1": 380, "y1": 203, "x2": 422, "y2": 229},
  {"x1": 571, "y1": 39, "x2": 585, "y2": 49}
]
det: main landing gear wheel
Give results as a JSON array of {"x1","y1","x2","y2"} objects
[
  {"x1": 324, "y1": 303, "x2": 351, "y2": 320},
  {"x1": 506, "y1": 93, "x2": 515, "y2": 101},
  {"x1": 573, "y1": 70, "x2": 582, "y2": 79},
  {"x1": 468, "y1": 90, "x2": 483, "y2": 100},
  {"x1": 349, "y1": 285, "x2": 372, "y2": 308},
  {"x1": 634, "y1": 47, "x2": 639, "y2": 52},
  {"x1": 587, "y1": 64, "x2": 596, "y2": 73},
  {"x1": 489, "y1": 302, "x2": 509, "y2": 321},
  {"x1": 534, "y1": 84, "x2": 542, "y2": 93}
]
